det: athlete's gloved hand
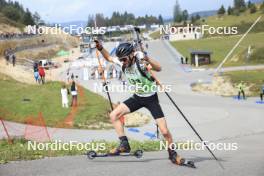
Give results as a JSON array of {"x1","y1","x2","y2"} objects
[
  {"x1": 94, "y1": 40, "x2": 103, "y2": 51},
  {"x1": 134, "y1": 51, "x2": 149, "y2": 62},
  {"x1": 134, "y1": 51, "x2": 144, "y2": 59}
]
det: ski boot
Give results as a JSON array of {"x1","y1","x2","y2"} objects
[
  {"x1": 109, "y1": 136, "x2": 131, "y2": 155},
  {"x1": 168, "y1": 148, "x2": 196, "y2": 168}
]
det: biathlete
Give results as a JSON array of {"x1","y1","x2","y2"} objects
[{"x1": 95, "y1": 40, "x2": 194, "y2": 167}]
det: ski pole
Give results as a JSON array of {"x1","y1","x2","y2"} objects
[
  {"x1": 95, "y1": 47, "x2": 125, "y2": 125},
  {"x1": 95, "y1": 49, "x2": 114, "y2": 110},
  {"x1": 133, "y1": 27, "x2": 224, "y2": 170},
  {"x1": 164, "y1": 91, "x2": 224, "y2": 170}
]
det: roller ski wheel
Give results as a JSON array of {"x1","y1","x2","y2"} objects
[
  {"x1": 87, "y1": 150, "x2": 97, "y2": 160},
  {"x1": 134, "y1": 150, "x2": 143, "y2": 158},
  {"x1": 170, "y1": 152, "x2": 196, "y2": 168}
]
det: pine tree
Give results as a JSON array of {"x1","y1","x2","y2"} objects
[
  {"x1": 87, "y1": 15, "x2": 95, "y2": 27},
  {"x1": 182, "y1": 10, "x2": 189, "y2": 22},
  {"x1": 22, "y1": 8, "x2": 35, "y2": 25},
  {"x1": 2, "y1": 5, "x2": 21, "y2": 22},
  {"x1": 173, "y1": 0, "x2": 182, "y2": 23},
  {"x1": 33, "y1": 12, "x2": 41, "y2": 25},
  {"x1": 227, "y1": 6, "x2": 234, "y2": 15},
  {"x1": 218, "y1": 5, "x2": 226, "y2": 15},
  {"x1": 234, "y1": 0, "x2": 246, "y2": 12},
  {"x1": 247, "y1": 1, "x2": 253, "y2": 9},
  {"x1": 158, "y1": 14, "x2": 164, "y2": 25},
  {"x1": 250, "y1": 4, "x2": 257, "y2": 14}
]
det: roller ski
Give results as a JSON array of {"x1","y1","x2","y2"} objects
[
  {"x1": 87, "y1": 136, "x2": 143, "y2": 159},
  {"x1": 168, "y1": 149, "x2": 196, "y2": 168},
  {"x1": 87, "y1": 149, "x2": 143, "y2": 159}
]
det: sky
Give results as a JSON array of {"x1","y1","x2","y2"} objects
[{"x1": 16, "y1": 0, "x2": 233, "y2": 23}]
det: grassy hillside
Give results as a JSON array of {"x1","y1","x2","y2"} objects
[
  {"x1": 0, "y1": 13, "x2": 24, "y2": 31},
  {"x1": 202, "y1": 11, "x2": 264, "y2": 36},
  {"x1": 0, "y1": 32, "x2": 79, "y2": 62},
  {"x1": 204, "y1": 11, "x2": 263, "y2": 28},
  {"x1": 0, "y1": 73, "x2": 110, "y2": 129},
  {"x1": 171, "y1": 9, "x2": 264, "y2": 68},
  {"x1": 149, "y1": 30, "x2": 161, "y2": 40},
  {"x1": 171, "y1": 32, "x2": 264, "y2": 67}
]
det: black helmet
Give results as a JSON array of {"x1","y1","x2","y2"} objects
[{"x1": 115, "y1": 42, "x2": 134, "y2": 58}]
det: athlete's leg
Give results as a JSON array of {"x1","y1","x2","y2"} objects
[
  {"x1": 144, "y1": 93, "x2": 187, "y2": 165},
  {"x1": 155, "y1": 117, "x2": 185, "y2": 165},
  {"x1": 242, "y1": 90, "x2": 245, "y2": 99},
  {"x1": 155, "y1": 117, "x2": 173, "y2": 144},
  {"x1": 109, "y1": 103, "x2": 130, "y2": 137}
]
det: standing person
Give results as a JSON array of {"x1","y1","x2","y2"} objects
[
  {"x1": 180, "y1": 57, "x2": 184, "y2": 64},
  {"x1": 71, "y1": 73, "x2": 74, "y2": 80},
  {"x1": 145, "y1": 43, "x2": 149, "y2": 49},
  {"x1": 70, "y1": 81, "x2": 78, "y2": 107},
  {"x1": 94, "y1": 40, "x2": 194, "y2": 167},
  {"x1": 237, "y1": 81, "x2": 246, "y2": 100},
  {"x1": 61, "y1": 84, "x2": 69, "y2": 108},
  {"x1": 4, "y1": 49, "x2": 9, "y2": 65},
  {"x1": 12, "y1": 54, "x2": 16, "y2": 67},
  {"x1": 33, "y1": 62, "x2": 40, "y2": 83},
  {"x1": 5, "y1": 49, "x2": 10, "y2": 65},
  {"x1": 185, "y1": 57, "x2": 188, "y2": 64},
  {"x1": 260, "y1": 82, "x2": 264, "y2": 101},
  {"x1": 38, "y1": 64, "x2": 45, "y2": 84}
]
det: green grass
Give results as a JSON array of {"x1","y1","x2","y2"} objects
[
  {"x1": 0, "y1": 138, "x2": 163, "y2": 164},
  {"x1": 201, "y1": 11, "x2": 264, "y2": 37},
  {"x1": 149, "y1": 30, "x2": 161, "y2": 39},
  {"x1": 0, "y1": 73, "x2": 110, "y2": 129},
  {"x1": 171, "y1": 32, "x2": 264, "y2": 67},
  {"x1": 224, "y1": 70, "x2": 264, "y2": 96},
  {"x1": 203, "y1": 11, "x2": 263, "y2": 29},
  {"x1": 0, "y1": 13, "x2": 24, "y2": 30},
  {"x1": 0, "y1": 138, "x2": 196, "y2": 164}
]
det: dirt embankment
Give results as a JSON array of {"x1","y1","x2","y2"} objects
[
  {"x1": 192, "y1": 76, "x2": 253, "y2": 96},
  {"x1": 0, "y1": 34, "x2": 79, "y2": 59},
  {"x1": 0, "y1": 26, "x2": 80, "y2": 84}
]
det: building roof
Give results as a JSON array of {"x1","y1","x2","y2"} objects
[{"x1": 190, "y1": 50, "x2": 212, "y2": 55}]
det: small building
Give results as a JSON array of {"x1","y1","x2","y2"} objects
[{"x1": 190, "y1": 50, "x2": 212, "y2": 67}]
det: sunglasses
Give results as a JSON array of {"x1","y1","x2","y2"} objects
[{"x1": 119, "y1": 57, "x2": 129, "y2": 62}]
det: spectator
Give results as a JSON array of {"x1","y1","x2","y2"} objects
[
  {"x1": 145, "y1": 43, "x2": 149, "y2": 49},
  {"x1": 70, "y1": 81, "x2": 78, "y2": 107},
  {"x1": 61, "y1": 84, "x2": 69, "y2": 108},
  {"x1": 12, "y1": 54, "x2": 16, "y2": 67},
  {"x1": 66, "y1": 71, "x2": 70, "y2": 83},
  {"x1": 4, "y1": 49, "x2": 9, "y2": 65},
  {"x1": 185, "y1": 57, "x2": 189, "y2": 64},
  {"x1": 33, "y1": 62, "x2": 40, "y2": 84},
  {"x1": 71, "y1": 73, "x2": 74, "y2": 80},
  {"x1": 181, "y1": 57, "x2": 184, "y2": 64},
  {"x1": 38, "y1": 64, "x2": 45, "y2": 84}
]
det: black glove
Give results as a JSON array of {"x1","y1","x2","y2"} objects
[{"x1": 94, "y1": 40, "x2": 103, "y2": 51}]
